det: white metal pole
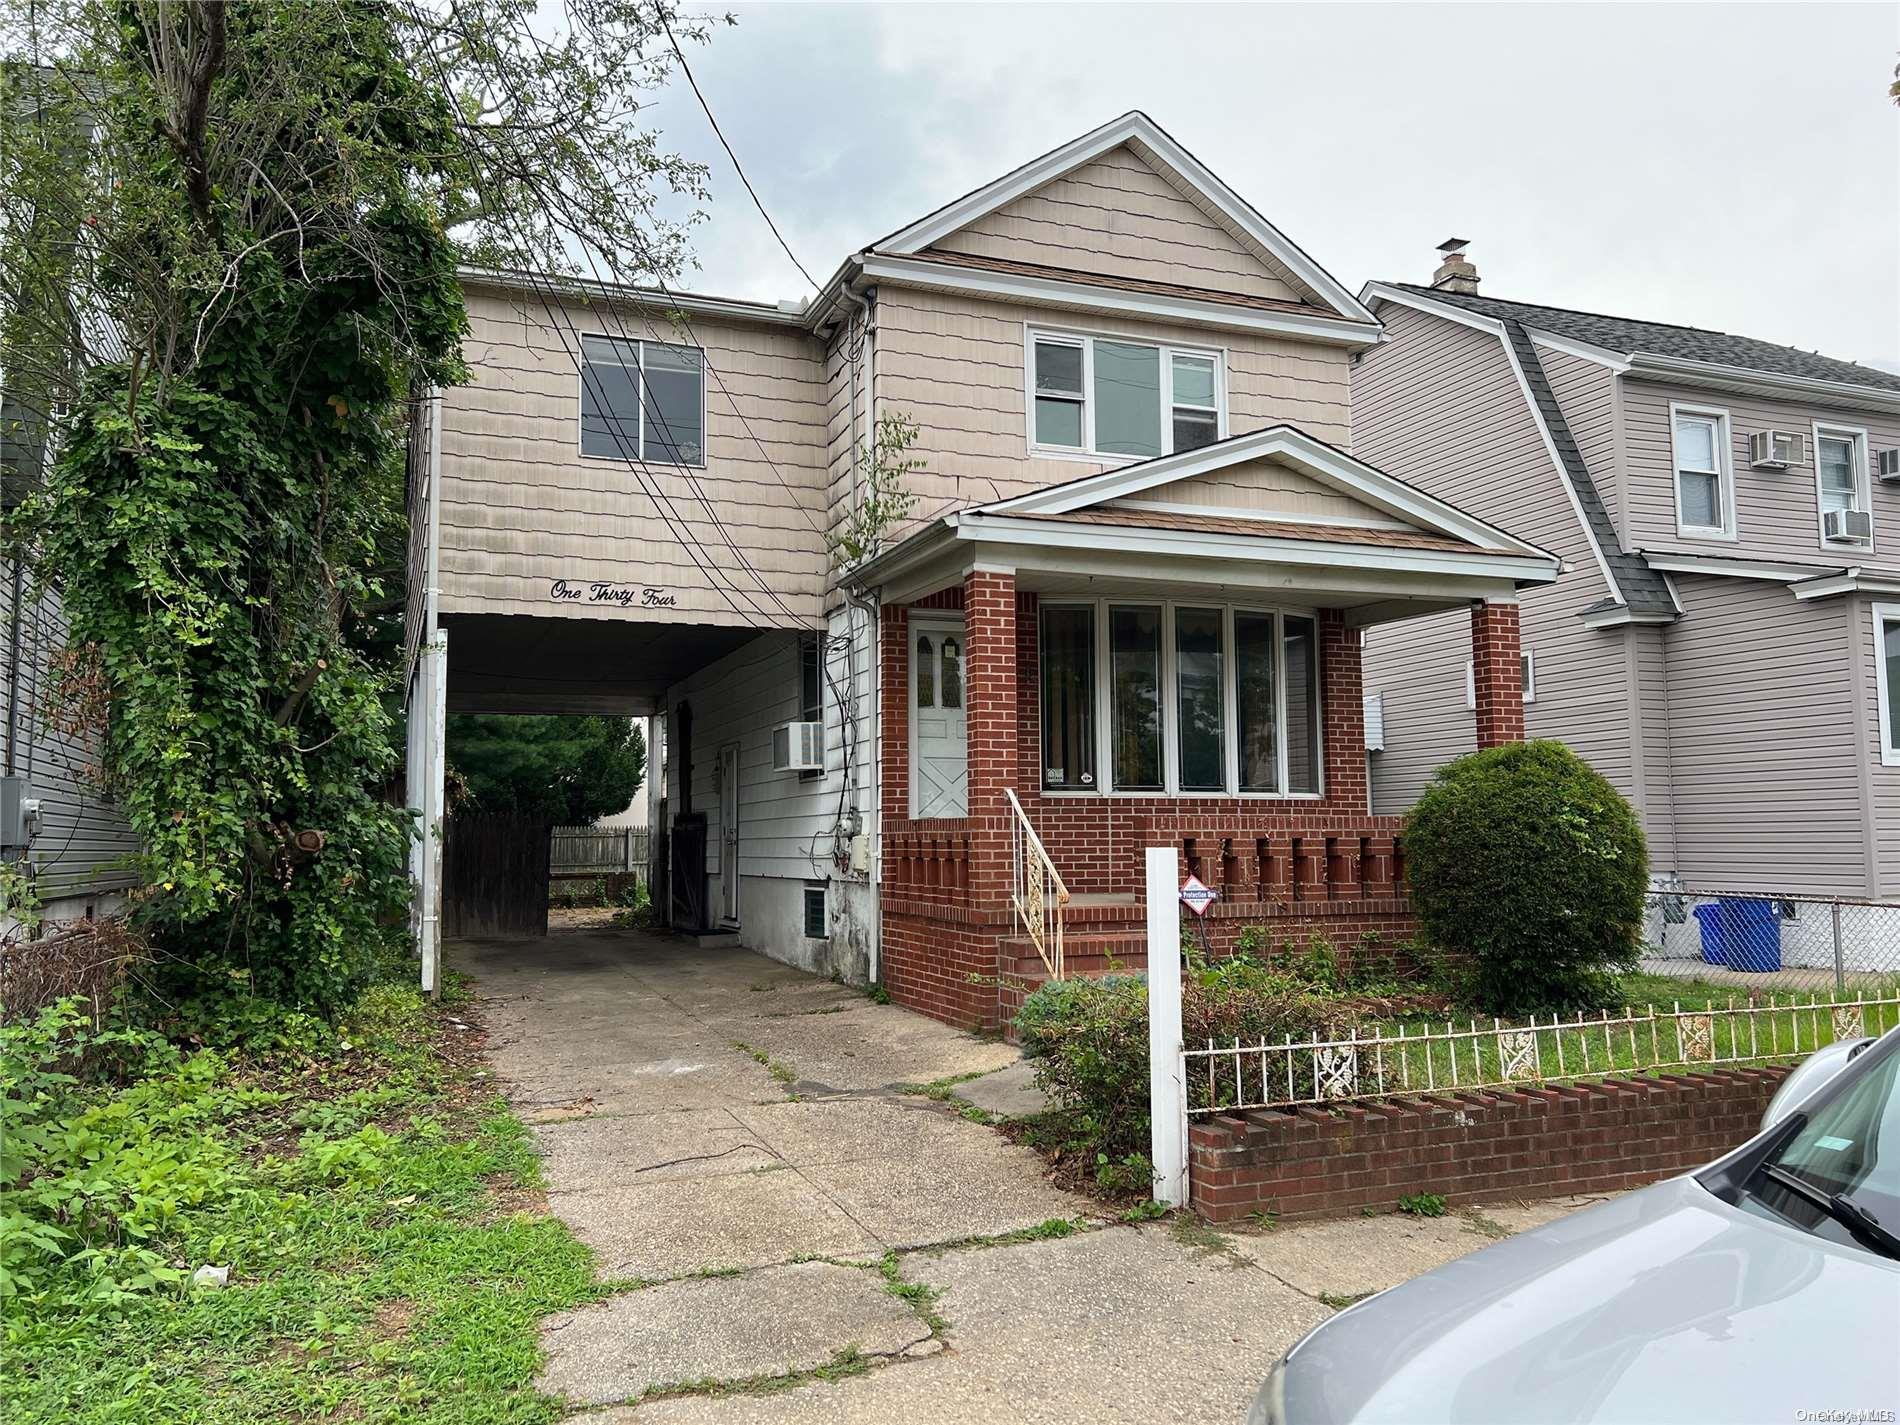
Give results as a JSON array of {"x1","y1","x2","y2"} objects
[
  {"x1": 1147, "y1": 846, "x2": 1187, "y2": 1207},
  {"x1": 421, "y1": 628, "x2": 448, "y2": 997}
]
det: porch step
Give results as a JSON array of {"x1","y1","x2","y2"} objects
[{"x1": 691, "y1": 931, "x2": 743, "y2": 949}]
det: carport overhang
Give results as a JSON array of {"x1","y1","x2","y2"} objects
[{"x1": 442, "y1": 612, "x2": 766, "y2": 715}]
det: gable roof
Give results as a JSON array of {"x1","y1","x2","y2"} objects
[
  {"x1": 1389, "y1": 284, "x2": 1900, "y2": 396},
  {"x1": 872, "y1": 112, "x2": 1376, "y2": 326},
  {"x1": 980, "y1": 425, "x2": 1557, "y2": 563}
]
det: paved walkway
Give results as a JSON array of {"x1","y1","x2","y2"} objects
[{"x1": 458, "y1": 925, "x2": 1607, "y2": 1422}]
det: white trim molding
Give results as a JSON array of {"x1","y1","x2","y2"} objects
[
  {"x1": 1789, "y1": 568, "x2": 1900, "y2": 602},
  {"x1": 1874, "y1": 601, "x2": 1900, "y2": 767},
  {"x1": 1637, "y1": 551, "x2": 1835, "y2": 583},
  {"x1": 1626, "y1": 352, "x2": 1900, "y2": 418},
  {"x1": 857, "y1": 253, "x2": 1381, "y2": 347},
  {"x1": 873, "y1": 111, "x2": 1376, "y2": 325}
]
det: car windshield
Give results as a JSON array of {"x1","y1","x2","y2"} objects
[{"x1": 1742, "y1": 1044, "x2": 1900, "y2": 1254}]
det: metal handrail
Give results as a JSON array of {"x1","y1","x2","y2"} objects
[{"x1": 1005, "y1": 788, "x2": 1069, "y2": 982}]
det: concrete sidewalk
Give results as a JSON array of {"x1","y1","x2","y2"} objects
[{"x1": 459, "y1": 926, "x2": 1609, "y2": 1422}]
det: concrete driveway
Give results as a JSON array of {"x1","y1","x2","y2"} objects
[{"x1": 458, "y1": 924, "x2": 1609, "y2": 1422}]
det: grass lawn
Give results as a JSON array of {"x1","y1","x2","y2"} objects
[{"x1": 2, "y1": 982, "x2": 601, "y2": 1424}]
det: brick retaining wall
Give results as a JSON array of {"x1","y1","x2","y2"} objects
[{"x1": 1189, "y1": 1067, "x2": 1792, "y2": 1222}]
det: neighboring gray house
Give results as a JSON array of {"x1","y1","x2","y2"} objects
[{"x1": 1354, "y1": 246, "x2": 1900, "y2": 905}]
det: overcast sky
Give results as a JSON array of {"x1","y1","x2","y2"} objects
[{"x1": 639, "y1": 2, "x2": 1899, "y2": 372}]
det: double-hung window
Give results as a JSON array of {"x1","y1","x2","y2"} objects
[
  {"x1": 1030, "y1": 330, "x2": 1223, "y2": 460},
  {"x1": 1875, "y1": 603, "x2": 1900, "y2": 767},
  {"x1": 580, "y1": 334, "x2": 706, "y2": 466},
  {"x1": 1039, "y1": 601, "x2": 1320, "y2": 796},
  {"x1": 1671, "y1": 405, "x2": 1733, "y2": 539},
  {"x1": 1815, "y1": 424, "x2": 1872, "y2": 548},
  {"x1": 797, "y1": 634, "x2": 824, "y2": 780}
]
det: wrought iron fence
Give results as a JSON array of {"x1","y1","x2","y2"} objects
[
  {"x1": 1184, "y1": 989, "x2": 1900, "y2": 1116},
  {"x1": 1642, "y1": 888, "x2": 1900, "y2": 993},
  {"x1": 550, "y1": 825, "x2": 651, "y2": 880}
]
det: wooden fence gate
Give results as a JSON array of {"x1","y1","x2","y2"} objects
[{"x1": 442, "y1": 812, "x2": 551, "y2": 938}]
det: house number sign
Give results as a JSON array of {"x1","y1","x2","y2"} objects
[{"x1": 548, "y1": 578, "x2": 678, "y2": 609}]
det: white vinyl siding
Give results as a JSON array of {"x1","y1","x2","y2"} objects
[
  {"x1": 1027, "y1": 326, "x2": 1225, "y2": 461},
  {"x1": 1670, "y1": 404, "x2": 1734, "y2": 540}
]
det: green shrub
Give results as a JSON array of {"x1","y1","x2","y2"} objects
[{"x1": 1404, "y1": 740, "x2": 1647, "y2": 1015}]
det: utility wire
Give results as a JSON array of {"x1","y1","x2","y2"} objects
[{"x1": 659, "y1": 11, "x2": 820, "y2": 293}]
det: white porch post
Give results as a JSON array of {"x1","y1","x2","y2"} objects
[
  {"x1": 1147, "y1": 845, "x2": 1188, "y2": 1207},
  {"x1": 419, "y1": 628, "x2": 448, "y2": 997}
]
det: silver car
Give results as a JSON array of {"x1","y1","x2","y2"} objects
[{"x1": 1251, "y1": 1029, "x2": 1900, "y2": 1424}]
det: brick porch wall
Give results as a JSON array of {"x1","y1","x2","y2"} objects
[{"x1": 1189, "y1": 1067, "x2": 1791, "y2": 1222}]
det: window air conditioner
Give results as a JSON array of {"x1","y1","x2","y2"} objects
[
  {"x1": 772, "y1": 720, "x2": 824, "y2": 773},
  {"x1": 1823, "y1": 508, "x2": 1874, "y2": 544},
  {"x1": 1746, "y1": 430, "x2": 1804, "y2": 469},
  {"x1": 1877, "y1": 448, "x2": 1900, "y2": 483}
]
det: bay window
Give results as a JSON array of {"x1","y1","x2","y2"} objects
[
  {"x1": 1038, "y1": 601, "x2": 1322, "y2": 796},
  {"x1": 1030, "y1": 329, "x2": 1224, "y2": 459}
]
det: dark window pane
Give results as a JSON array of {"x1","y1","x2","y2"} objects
[
  {"x1": 643, "y1": 344, "x2": 704, "y2": 465},
  {"x1": 1284, "y1": 616, "x2": 1320, "y2": 793},
  {"x1": 940, "y1": 638, "x2": 962, "y2": 709},
  {"x1": 1887, "y1": 618, "x2": 1900, "y2": 751},
  {"x1": 1034, "y1": 340, "x2": 1083, "y2": 395},
  {"x1": 800, "y1": 634, "x2": 822, "y2": 723},
  {"x1": 580, "y1": 341, "x2": 641, "y2": 459},
  {"x1": 1110, "y1": 606, "x2": 1162, "y2": 789},
  {"x1": 1040, "y1": 606, "x2": 1095, "y2": 789},
  {"x1": 916, "y1": 635, "x2": 935, "y2": 708},
  {"x1": 1172, "y1": 410, "x2": 1218, "y2": 453},
  {"x1": 1035, "y1": 396, "x2": 1083, "y2": 448},
  {"x1": 1093, "y1": 341, "x2": 1161, "y2": 457},
  {"x1": 1236, "y1": 612, "x2": 1277, "y2": 792},
  {"x1": 1175, "y1": 607, "x2": 1225, "y2": 791}
]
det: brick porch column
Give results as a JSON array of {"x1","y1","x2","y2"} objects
[
  {"x1": 964, "y1": 569, "x2": 1018, "y2": 909},
  {"x1": 880, "y1": 600, "x2": 909, "y2": 823},
  {"x1": 1319, "y1": 609, "x2": 1368, "y2": 815},
  {"x1": 1471, "y1": 599, "x2": 1526, "y2": 748}
]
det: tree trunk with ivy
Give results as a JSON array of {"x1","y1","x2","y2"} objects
[{"x1": 1, "y1": 0, "x2": 708, "y2": 1012}]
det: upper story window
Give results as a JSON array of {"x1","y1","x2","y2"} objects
[
  {"x1": 1815, "y1": 424, "x2": 1873, "y2": 549},
  {"x1": 797, "y1": 633, "x2": 824, "y2": 780},
  {"x1": 1039, "y1": 600, "x2": 1320, "y2": 797},
  {"x1": 579, "y1": 334, "x2": 706, "y2": 466},
  {"x1": 1874, "y1": 602, "x2": 1900, "y2": 767},
  {"x1": 1030, "y1": 329, "x2": 1224, "y2": 461},
  {"x1": 1670, "y1": 405, "x2": 1734, "y2": 540}
]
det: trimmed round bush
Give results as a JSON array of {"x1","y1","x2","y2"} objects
[{"x1": 1403, "y1": 740, "x2": 1647, "y2": 1015}]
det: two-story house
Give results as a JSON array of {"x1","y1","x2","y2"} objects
[
  {"x1": 1355, "y1": 249, "x2": 1900, "y2": 965},
  {"x1": 405, "y1": 114, "x2": 1560, "y2": 1027}
]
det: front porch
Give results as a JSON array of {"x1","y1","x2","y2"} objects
[{"x1": 858, "y1": 428, "x2": 1557, "y2": 1030}]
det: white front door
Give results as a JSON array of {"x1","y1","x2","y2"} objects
[
  {"x1": 718, "y1": 741, "x2": 741, "y2": 924},
  {"x1": 910, "y1": 617, "x2": 967, "y2": 819}
]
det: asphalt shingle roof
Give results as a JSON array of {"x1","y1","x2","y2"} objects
[{"x1": 1392, "y1": 284, "x2": 1900, "y2": 394}]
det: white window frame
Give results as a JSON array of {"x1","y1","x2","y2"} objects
[
  {"x1": 1464, "y1": 650, "x2": 1535, "y2": 708},
  {"x1": 1812, "y1": 421, "x2": 1873, "y2": 552},
  {"x1": 1025, "y1": 324, "x2": 1227, "y2": 463},
  {"x1": 577, "y1": 333, "x2": 708, "y2": 469},
  {"x1": 1874, "y1": 601, "x2": 1900, "y2": 768},
  {"x1": 1038, "y1": 597, "x2": 1321, "y2": 800},
  {"x1": 1669, "y1": 402, "x2": 1736, "y2": 542}
]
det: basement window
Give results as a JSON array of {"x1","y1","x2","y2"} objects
[{"x1": 802, "y1": 884, "x2": 828, "y2": 939}]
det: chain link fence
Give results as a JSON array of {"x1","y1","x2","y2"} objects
[{"x1": 1642, "y1": 888, "x2": 1900, "y2": 994}]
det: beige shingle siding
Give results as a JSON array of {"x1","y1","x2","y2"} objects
[
  {"x1": 1620, "y1": 378, "x2": 1900, "y2": 568},
  {"x1": 871, "y1": 284, "x2": 1352, "y2": 546},
  {"x1": 1135, "y1": 463, "x2": 1396, "y2": 524},
  {"x1": 1, "y1": 573, "x2": 140, "y2": 897},
  {"x1": 925, "y1": 146, "x2": 1302, "y2": 303},
  {"x1": 1661, "y1": 576, "x2": 1866, "y2": 895},
  {"x1": 438, "y1": 288, "x2": 829, "y2": 628},
  {"x1": 1353, "y1": 304, "x2": 1652, "y2": 843}
]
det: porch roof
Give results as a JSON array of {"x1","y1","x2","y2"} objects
[{"x1": 852, "y1": 426, "x2": 1563, "y2": 626}]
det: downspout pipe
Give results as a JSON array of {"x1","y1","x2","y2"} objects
[{"x1": 4, "y1": 556, "x2": 21, "y2": 777}]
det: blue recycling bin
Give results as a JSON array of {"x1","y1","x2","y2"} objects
[
  {"x1": 1691, "y1": 903, "x2": 1726, "y2": 965},
  {"x1": 1720, "y1": 897, "x2": 1782, "y2": 973}
]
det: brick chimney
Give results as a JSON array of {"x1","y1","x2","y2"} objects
[{"x1": 1431, "y1": 238, "x2": 1479, "y2": 295}]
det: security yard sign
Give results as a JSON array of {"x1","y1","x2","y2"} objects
[{"x1": 1180, "y1": 874, "x2": 1218, "y2": 917}]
